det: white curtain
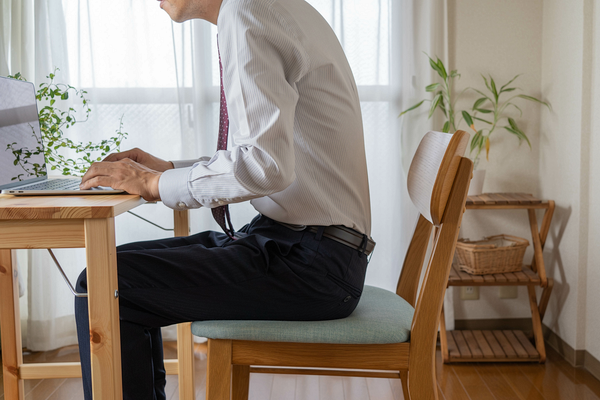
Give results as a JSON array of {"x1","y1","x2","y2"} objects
[
  {"x1": 1, "y1": 0, "x2": 78, "y2": 351},
  {"x1": 396, "y1": 0, "x2": 453, "y2": 329},
  {"x1": 3, "y1": 0, "x2": 449, "y2": 351}
]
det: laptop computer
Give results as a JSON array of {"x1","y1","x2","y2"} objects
[{"x1": 0, "y1": 76, "x2": 123, "y2": 195}]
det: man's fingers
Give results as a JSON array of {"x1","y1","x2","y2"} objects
[
  {"x1": 80, "y1": 175, "x2": 114, "y2": 190},
  {"x1": 103, "y1": 148, "x2": 140, "y2": 162},
  {"x1": 80, "y1": 160, "x2": 130, "y2": 187}
]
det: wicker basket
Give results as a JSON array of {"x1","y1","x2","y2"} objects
[{"x1": 455, "y1": 234, "x2": 529, "y2": 275}]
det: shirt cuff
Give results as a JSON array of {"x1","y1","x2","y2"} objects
[
  {"x1": 171, "y1": 157, "x2": 211, "y2": 169},
  {"x1": 159, "y1": 167, "x2": 201, "y2": 210}
]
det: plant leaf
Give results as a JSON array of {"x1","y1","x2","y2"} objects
[
  {"x1": 473, "y1": 97, "x2": 488, "y2": 110},
  {"x1": 485, "y1": 137, "x2": 490, "y2": 161},
  {"x1": 442, "y1": 121, "x2": 450, "y2": 133},
  {"x1": 504, "y1": 126, "x2": 532, "y2": 149},
  {"x1": 470, "y1": 130, "x2": 483, "y2": 153},
  {"x1": 473, "y1": 116, "x2": 492, "y2": 125},
  {"x1": 462, "y1": 111, "x2": 475, "y2": 130},
  {"x1": 506, "y1": 102, "x2": 523, "y2": 117},
  {"x1": 490, "y1": 76, "x2": 498, "y2": 101},
  {"x1": 436, "y1": 58, "x2": 448, "y2": 80},
  {"x1": 500, "y1": 74, "x2": 522, "y2": 92},
  {"x1": 399, "y1": 100, "x2": 426, "y2": 117},
  {"x1": 429, "y1": 56, "x2": 443, "y2": 78},
  {"x1": 475, "y1": 108, "x2": 493, "y2": 114},
  {"x1": 471, "y1": 88, "x2": 492, "y2": 101},
  {"x1": 517, "y1": 95, "x2": 552, "y2": 110},
  {"x1": 425, "y1": 83, "x2": 440, "y2": 92},
  {"x1": 439, "y1": 96, "x2": 448, "y2": 117},
  {"x1": 429, "y1": 93, "x2": 443, "y2": 118},
  {"x1": 482, "y1": 75, "x2": 493, "y2": 95}
]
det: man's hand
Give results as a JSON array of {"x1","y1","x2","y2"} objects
[
  {"x1": 103, "y1": 148, "x2": 174, "y2": 172},
  {"x1": 80, "y1": 158, "x2": 163, "y2": 201}
]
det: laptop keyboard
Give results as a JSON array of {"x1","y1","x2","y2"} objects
[{"x1": 19, "y1": 179, "x2": 82, "y2": 191}]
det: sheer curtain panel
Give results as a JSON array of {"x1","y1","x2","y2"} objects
[{"x1": 3, "y1": 0, "x2": 450, "y2": 351}]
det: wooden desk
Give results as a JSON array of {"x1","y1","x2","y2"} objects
[{"x1": 0, "y1": 194, "x2": 194, "y2": 399}]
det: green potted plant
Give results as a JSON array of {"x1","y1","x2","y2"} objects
[
  {"x1": 7, "y1": 69, "x2": 127, "y2": 180},
  {"x1": 400, "y1": 57, "x2": 550, "y2": 194},
  {"x1": 399, "y1": 55, "x2": 466, "y2": 134}
]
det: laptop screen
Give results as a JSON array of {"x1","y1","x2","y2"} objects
[{"x1": 0, "y1": 76, "x2": 47, "y2": 189}]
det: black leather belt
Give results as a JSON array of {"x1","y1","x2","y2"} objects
[{"x1": 276, "y1": 221, "x2": 375, "y2": 256}]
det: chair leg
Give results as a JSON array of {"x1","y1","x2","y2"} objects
[
  {"x1": 407, "y1": 353, "x2": 438, "y2": 400},
  {"x1": 206, "y1": 339, "x2": 232, "y2": 400},
  {"x1": 400, "y1": 371, "x2": 410, "y2": 400},
  {"x1": 407, "y1": 369, "x2": 438, "y2": 400},
  {"x1": 232, "y1": 365, "x2": 250, "y2": 400},
  {"x1": 439, "y1": 306, "x2": 449, "y2": 363}
]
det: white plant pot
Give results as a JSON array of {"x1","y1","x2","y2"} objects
[{"x1": 468, "y1": 169, "x2": 486, "y2": 196}]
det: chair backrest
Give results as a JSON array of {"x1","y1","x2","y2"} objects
[
  {"x1": 396, "y1": 130, "x2": 472, "y2": 386},
  {"x1": 407, "y1": 131, "x2": 469, "y2": 226}
]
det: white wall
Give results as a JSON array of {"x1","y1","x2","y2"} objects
[
  {"x1": 446, "y1": 0, "x2": 600, "y2": 362},
  {"x1": 539, "y1": 0, "x2": 587, "y2": 355},
  {"x1": 447, "y1": 0, "x2": 545, "y2": 321},
  {"x1": 586, "y1": 0, "x2": 600, "y2": 363}
]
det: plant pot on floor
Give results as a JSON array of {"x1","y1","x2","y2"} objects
[{"x1": 468, "y1": 169, "x2": 486, "y2": 195}]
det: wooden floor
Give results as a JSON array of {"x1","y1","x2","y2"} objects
[{"x1": 1, "y1": 343, "x2": 600, "y2": 400}]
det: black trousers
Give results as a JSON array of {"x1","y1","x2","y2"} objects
[{"x1": 75, "y1": 214, "x2": 368, "y2": 400}]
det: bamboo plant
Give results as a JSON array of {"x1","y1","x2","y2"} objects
[
  {"x1": 399, "y1": 55, "x2": 466, "y2": 134},
  {"x1": 399, "y1": 56, "x2": 551, "y2": 169},
  {"x1": 461, "y1": 74, "x2": 551, "y2": 168}
]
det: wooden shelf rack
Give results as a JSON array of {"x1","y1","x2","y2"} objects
[{"x1": 440, "y1": 193, "x2": 555, "y2": 363}]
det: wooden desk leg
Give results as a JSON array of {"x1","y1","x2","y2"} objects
[
  {"x1": 0, "y1": 249, "x2": 24, "y2": 400},
  {"x1": 85, "y1": 218, "x2": 123, "y2": 400},
  {"x1": 177, "y1": 322, "x2": 195, "y2": 400},
  {"x1": 527, "y1": 285, "x2": 546, "y2": 363},
  {"x1": 173, "y1": 211, "x2": 194, "y2": 399}
]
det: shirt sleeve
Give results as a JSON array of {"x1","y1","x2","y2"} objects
[{"x1": 158, "y1": 2, "x2": 309, "y2": 211}]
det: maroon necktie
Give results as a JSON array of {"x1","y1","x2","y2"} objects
[{"x1": 212, "y1": 45, "x2": 236, "y2": 240}]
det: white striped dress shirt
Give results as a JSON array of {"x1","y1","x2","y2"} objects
[{"x1": 159, "y1": 0, "x2": 372, "y2": 236}]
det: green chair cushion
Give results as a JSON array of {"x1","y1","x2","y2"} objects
[{"x1": 191, "y1": 285, "x2": 415, "y2": 344}]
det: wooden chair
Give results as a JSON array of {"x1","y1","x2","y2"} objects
[{"x1": 188, "y1": 130, "x2": 472, "y2": 400}]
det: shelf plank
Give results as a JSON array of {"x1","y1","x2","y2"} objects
[
  {"x1": 514, "y1": 331, "x2": 539, "y2": 358},
  {"x1": 463, "y1": 331, "x2": 483, "y2": 358},
  {"x1": 445, "y1": 330, "x2": 541, "y2": 363},
  {"x1": 447, "y1": 265, "x2": 540, "y2": 286},
  {"x1": 482, "y1": 331, "x2": 506, "y2": 358},
  {"x1": 492, "y1": 331, "x2": 517, "y2": 358},
  {"x1": 472, "y1": 330, "x2": 495, "y2": 359},
  {"x1": 452, "y1": 331, "x2": 472, "y2": 359},
  {"x1": 503, "y1": 330, "x2": 529, "y2": 358},
  {"x1": 447, "y1": 333, "x2": 460, "y2": 359}
]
